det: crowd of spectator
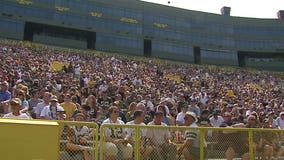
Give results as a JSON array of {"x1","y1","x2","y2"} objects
[{"x1": 0, "y1": 40, "x2": 283, "y2": 159}]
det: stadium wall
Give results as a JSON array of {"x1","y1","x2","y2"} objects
[{"x1": 0, "y1": 0, "x2": 283, "y2": 70}]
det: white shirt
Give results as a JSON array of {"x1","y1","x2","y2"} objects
[
  {"x1": 199, "y1": 93, "x2": 209, "y2": 105},
  {"x1": 74, "y1": 66, "x2": 81, "y2": 75},
  {"x1": 99, "y1": 84, "x2": 108, "y2": 92},
  {"x1": 176, "y1": 112, "x2": 186, "y2": 125},
  {"x1": 274, "y1": 117, "x2": 284, "y2": 129},
  {"x1": 102, "y1": 118, "x2": 125, "y2": 139},
  {"x1": 40, "y1": 105, "x2": 64, "y2": 120},
  {"x1": 126, "y1": 120, "x2": 146, "y2": 137},
  {"x1": 146, "y1": 122, "x2": 171, "y2": 146},
  {"x1": 34, "y1": 102, "x2": 49, "y2": 116},
  {"x1": 209, "y1": 116, "x2": 224, "y2": 127},
  {"x1": 3, "y1": 112, "x2": 31, "y2": 119},
  {"x1": 141, "y1": 100, "x2": 154, "y2": 111}
]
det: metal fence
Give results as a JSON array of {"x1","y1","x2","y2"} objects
[
  {"x1": 99, "y1": 124, "x2": 284, "y2": 160},
  {"x1": 5, "y1": 118, "x2": 284, "y2": 160},
  {"x1": 58, "y1": 121, "x2": 99, "y2": 160}
]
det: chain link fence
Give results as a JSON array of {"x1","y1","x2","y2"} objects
[
  {"x1": 100, "y1": 124, "x2": 284, "y2": 160},
  {"x1": 13, "y1": 119, "x2": 284, "y2": 160},
  {"x1": 59, "y1": 121, "x2": 99, "y2": 160}
]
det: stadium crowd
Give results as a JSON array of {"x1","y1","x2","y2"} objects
[{"x1": 0, "y1": 40, "x2": 284, "y2": 159}]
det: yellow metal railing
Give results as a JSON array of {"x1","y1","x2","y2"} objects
[
  {"x1": 2, "y1": 117, "x2": 284, "y2": 160},
  {"x1": 99, "y1": 124, "x2": 284, "y2": 160}
]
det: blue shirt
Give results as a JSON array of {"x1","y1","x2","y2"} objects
[{"x1": 0, "y1": 90, "x2": 11, "y2": 102}]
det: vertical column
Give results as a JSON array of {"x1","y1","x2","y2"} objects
[
  {"x1": 237, "y1": 51, "x2": 246, "y2": 67},
  {"x1": 144, "y1": 39, "x2": 152, "y2": 57},
  {"x1": 193, "y1": 46, "x2": 201, "y2": 64},
  {"x1": 87, "y1": 32, "x2": 96, "y2": 49},
  {"x1": 221, "y1": 6, "x2": 231, "y2": 16}
]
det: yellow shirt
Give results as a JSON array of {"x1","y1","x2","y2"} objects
[{"x1": 60, "y1": 102, "x2": 77, "y2": 120}]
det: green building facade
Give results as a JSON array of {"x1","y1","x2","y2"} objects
[{"x1": 0, "y1": 0, "x2": 284, "y2": 70}]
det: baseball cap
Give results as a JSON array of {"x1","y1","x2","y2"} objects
[
  {"x1": 10, "y1": 98, "x2": 22, "y2": 105},
  {"x1": 185, "y1": 111, "x2": 198, "y2": 122},
  {"x1": 73, "y1": 113, "x2": 85, "y2": 119},
  {"x1": 50, "y1": 95, "x2": 58, "y2": 102}
]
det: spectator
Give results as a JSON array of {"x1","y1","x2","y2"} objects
[
  {"x1": 125, "y1": 110, "x2": 153, "y2": 160},
  {"x1": 40, "y1": 95, "x2": 65, "y2": 120},
  {"x1": 3, "y1": 98, "x2": 31, "y2": 119},
  {"x1": 146, "y1": 111, "x2": 177, "y2": 160},
  {"x1": 125, "y1": 102, "x2": 137, "y2": 122},
  {"x1": 97, "y1": 91, "x2": 112, "y2": 111},
  {"x1": 60, "y1": 93, "x2": 77, "y2": 120},
  {"x1": 136, "y1": 102, "x2": 153, "y2": 124},
  {"x1": 274, "y1": 112, "x2": 284, "y2": 129},
  {"x1": 101, "y1": 106, "x2": 133, "y2": 160},
  {"x1": 27, "y1": 89, "x2": 43, "y2": 118},
  {"x1": 188, "y1": 99, "x2": 200, "y2": 118},
  {"x1": 177, "y1": 111, "x2": 200, "y2": 159},
  {"x1": 197, "y1": 109, "x2": 211, "y2": 127},
  {"x1": 15, "y1": 89, "x2": 29, "y2": 113},
  {"x1": 140, "y1": 95, "x2": 155, "y2": 111},
  {"x1": 218, "y1": 112, "x2": 250, "y2": 160},
  {"x1": 209, "y1": 110, "x2": 224, "y2": 127},
  {"x1": 34, "y1": 92, "x2": 52, "y2": 119},
  {"x1": 0, "y1": 81, "x2": 11, "y2": 113},
  {"x1": 66, "y1": 113, "x2": 92, "y2": 160},
  {"x1": 157, "y1": 105, "x2": 175, "y2": 125},
  {"x1": 176, "y1": 103, "x2": 189, "y2": 126}
]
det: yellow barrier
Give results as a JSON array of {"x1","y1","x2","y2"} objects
[
  {"x1": 1, "y1": 118, "x2": 284, "y2": 160},
  {"x1": 0, "y1": 119, "x2": 60, "y2": 160},
  {"x1": 100, "y1": 124, "x2": 284, "y2": 160},
  {"x1": 0, "y1": 118, "x2": 99, "y2": 160}
]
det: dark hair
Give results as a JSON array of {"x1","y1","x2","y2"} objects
[
  {"x1": 157, "y1": 105, "x2": 166, "y2": 116},
  {"x1": 133, "y1": 110, "x2": 144, "y2": 119},
  {"x1": 81, "y1": 104, "x2": 91, "y2": 111},
  {"x1": 201, "y1": 109, "x2": 210, "y2": 115}
]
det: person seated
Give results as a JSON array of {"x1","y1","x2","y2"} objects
[
  {"x1": 65, "y1": 113, "x2": 92, "y2": 160},
  {"x1": 125, "y1": 110, "x2": 154, "y2": 160},
  {"x1": 146, "y1": 111, "x2": 177, "y2": 160},
  {"x1": 3, "y1": 98, "x2": 31, "y2": 119},
  {"x1": 101, "y1": 106, "x2": 133, "y2": 160}
]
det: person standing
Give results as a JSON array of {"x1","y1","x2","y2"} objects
[{"x1": 177, "y1": 111, "x2": 200, "y2": 160}]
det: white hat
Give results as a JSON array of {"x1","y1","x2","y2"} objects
[{"x1": 185, "y1": 111, "x2": 198, "y2": 122}]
